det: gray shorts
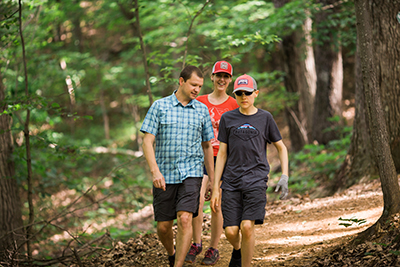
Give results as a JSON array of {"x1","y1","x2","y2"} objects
[
  {"x1": 221, "y1": 185, "x2": 267, "y2": 228},
  {"x1": 153, "y1": 177, "x2": 202, "y2": 222}
]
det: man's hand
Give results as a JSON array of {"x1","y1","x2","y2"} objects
[
  {"x1": 275, "y1": 174, "x2": 289, "y2": 200},
  {"x1": 153, "y1": 171, "x2": 166, "y2": 191}
]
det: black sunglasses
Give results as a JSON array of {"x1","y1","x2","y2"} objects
[{"x1": 234, "y1": 91, "x2": 254, "y2": 96}]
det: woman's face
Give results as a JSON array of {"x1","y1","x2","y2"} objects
[{"x1": 211, "y1": 73, "x2": 232, "y2": 92}]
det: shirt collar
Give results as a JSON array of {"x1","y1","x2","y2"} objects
[{"x1": 171, "y1": 90, "x2": 196, "y2": 108}]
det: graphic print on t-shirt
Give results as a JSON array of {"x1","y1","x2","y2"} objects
[
  {"x1": 209, "y1": 107, "x2": 232, "y2": 146},
  {"x1": 233, "y1": 123, "x2": 259, "y2": 141}
]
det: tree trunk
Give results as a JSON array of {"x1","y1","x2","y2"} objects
[
  {"x1": 312, "y1": 0, "x2": 343, "y2": 144},
  {"x1": 371, "y1": 1, "x2": 400, "y2": 172},
  {"x1": 335, "y1": 0, "x2": 400, "y2": 189},
  {"x1": 273, "y1": 0, "x2": 316, "y2": 151},
  {"x1": 0, "y1": 74, "x2": 24, "y2": 255},
  {"x1": 354, "y1": 0, "x2": 400, "y2": 231}
]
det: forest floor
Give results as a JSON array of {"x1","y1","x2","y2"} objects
[{"x1": 84, "y1": 176, "x2": 400, "y2": 267}]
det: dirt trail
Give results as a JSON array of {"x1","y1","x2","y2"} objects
[
  {"x1": 86, "y1": 179, "x2": 386, "y2": 267},
  {"x1": 187, "y1": 180, "x2": 383, "y2": 266}
]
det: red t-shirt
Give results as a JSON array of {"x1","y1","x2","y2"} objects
[{"x1": 197, "y1": 94, "x2": 239, "y2": 156}]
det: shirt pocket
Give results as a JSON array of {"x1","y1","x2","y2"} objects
[{"x1": 159, "y1": 116, "x2": 178, "y2": 138}]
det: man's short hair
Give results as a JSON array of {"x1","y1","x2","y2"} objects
[{"x1": 180, "y1": 65, "x2": 203, "y2": 82}]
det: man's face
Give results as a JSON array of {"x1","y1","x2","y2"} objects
[{"x1": 179, "y1": 73, "x2": 204, "y2": 101}]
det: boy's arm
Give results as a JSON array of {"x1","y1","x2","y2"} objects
[
  {"x1": 210, "y1": 142, "x2": 227, "y2": 213},
  {"x1": 142, "y1": 132, "x2": 166, "y2": 191},
  {"x1": 272, "y1": 140, "x2": 289, "y2": 199}
]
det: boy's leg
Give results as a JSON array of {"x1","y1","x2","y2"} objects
[
  {"x1": 224, "y1": 226, "x2": 241, "y2": 249},
  {"x1": 157, "y1": 220, "x2": 175, "y2": 256},
  {"x1": 240, "y1": 220, "x2": 255, "y2": 267},
  {"x1": 175, "y1": 210, "x2": 194, "y2": 266}
]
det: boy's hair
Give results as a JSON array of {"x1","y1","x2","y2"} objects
[{"x1": 180, "y1": 65, "x2": 203, "y2": 82}]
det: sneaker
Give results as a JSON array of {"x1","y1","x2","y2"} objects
[
  {"x1": 201, "y1": 247, "x2": 220, "y2": 265},
  {"x1": 168, "y1": 254, "x2": 175, "y2": 267},
  {"x1": 185, "y1": 242, "x2": 202, "y2": 263}
]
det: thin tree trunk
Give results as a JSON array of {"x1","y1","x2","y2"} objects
[
  {"x1": 312, "y1": 0, "x2": 343, "y2": 144},
  {"x1": 18, "y1": 0, "x2": 34, "y2": 259}
]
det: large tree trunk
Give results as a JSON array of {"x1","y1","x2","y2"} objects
[
  {"x1": 354, "y1": 0, "x2": 400, "y2": 234},
  {"x1": 0, "y1": 74, "x2": 24, "y2": 255},
  {"x1": 371, "y1": 2, "x2": 400, "y2": 172},
  {"x1": 273, "y1": 0, "x2": 316, "y2": 151},
  {"x1": 312, "y1": 0, "x2": 343, "y2": 144},
  {"x1": 335, "y1": 0, "x2": 400, "y2": 190}
]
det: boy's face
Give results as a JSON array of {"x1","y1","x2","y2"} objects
[
  {"x1": 234, "y1": 90, "x2": 259, "y2": 109},
  {"x1": 211, "y1": 73, "x2": 232, "y2": 92}
]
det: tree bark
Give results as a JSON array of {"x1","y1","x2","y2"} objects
[
  {"x1": 335, "y1": 0, "x2": 400, "y2": 189},
  {"x1": 312, "y1": 0, "x2": 343, "y2": 144},
  {"x1": 371, "y1": 1, "x2": 400, "y2": 172},
  {"x1": 354, "y1": 0, "x2": 400, "y2": 229},
  {"x1": 0, "y1": 74, "x2": 24, "y2": 255}
]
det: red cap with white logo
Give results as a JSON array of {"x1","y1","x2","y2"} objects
[
  {"x1": 212, "y1": 61, "x2": 233, "y2": 76},
  {"x1": 233, "y1": 74, "x2": 258, "y2": 93}
]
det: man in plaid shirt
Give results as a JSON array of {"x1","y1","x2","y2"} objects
[{"x1": 141, "y1": 65, "x2": 215, "y2": 267}]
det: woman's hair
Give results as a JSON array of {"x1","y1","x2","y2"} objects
[{"x1": 180, "y1": 65, "x2": 203, "y2": 82}]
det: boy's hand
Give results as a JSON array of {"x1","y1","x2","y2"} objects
[
  {"x1": 275, "y1": 174, "x2": 289, "y2": 199},
  {"x1": 210, "y1": 189, "x2": 220, "y2": 213}
]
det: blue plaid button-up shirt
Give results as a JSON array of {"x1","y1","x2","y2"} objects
[{"x1": 140, "y1": 91, "x2": 214, "y2": 184}]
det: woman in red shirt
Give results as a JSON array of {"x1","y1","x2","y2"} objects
[{"x1": 185, "y1": 61, "x2": 238, "y2": 265}]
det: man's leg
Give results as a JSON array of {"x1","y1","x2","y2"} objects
[
  {"x1": 175, "y1": 210, "x2": 193, "y2": 267},
  {"x1": 240, "y1": 220, "x2": 255, "y2": 267},
  {"x1": 157, "y1": 220, "x2": 175, "y2": 256}
]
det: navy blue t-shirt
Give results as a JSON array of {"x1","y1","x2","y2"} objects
[{"x1": 218, "y1": 108, "x2": 282, "y2": 191}]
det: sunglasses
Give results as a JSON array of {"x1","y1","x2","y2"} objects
[{"x1": 234, "y1": 91, "x2": 254, "y2": 96}]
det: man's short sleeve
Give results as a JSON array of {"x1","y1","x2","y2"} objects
[
  {"x1": 202, "y1": 106, "x2": 214, "y2": 142},
  {"x1": 140, "y1": 102, "x2": 159, "y2": 136}
]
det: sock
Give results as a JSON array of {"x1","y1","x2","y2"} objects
[{"x1": 232, "y1": 248, "x2": 241, "y2": 259}]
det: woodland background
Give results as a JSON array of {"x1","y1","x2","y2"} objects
[{"x1": 1, "y1": 0, "x2": 399, "y2": 266}]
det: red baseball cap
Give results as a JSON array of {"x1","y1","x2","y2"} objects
[
  {"x1": 233, "y1": 74, "x2": 258, "y2": 93},
  {"x1": 212, "y1": 61, "x2": 233, "y2": 76}
]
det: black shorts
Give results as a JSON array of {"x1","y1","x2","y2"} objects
[
  {"x1": 153, "y1": 177, "x2": 202, "y2": 222},
  {"x1": 221, "y1": 185, "x2": 267, "y2": 228},
  {"x1": 203, "y1": 156, "x2": 217, "y2": 176}
]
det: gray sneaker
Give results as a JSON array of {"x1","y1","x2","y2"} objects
[
  {"x1": 185, "y1": 243, "x2": 202, "y2": 263},
  {"x1": 201, "y1": 247, "x2": 220, "y2": 265}
]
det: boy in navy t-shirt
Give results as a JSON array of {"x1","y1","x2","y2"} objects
[{"x1": 210, "y1": 74, "x2": 289, "y2": 267}]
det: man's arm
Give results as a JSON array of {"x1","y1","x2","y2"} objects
[
  {"x1": 210, "y1": 142, "x2": 227, "y2": 213},
  {"x1": 142, "y1": 132, "x2": 166, "y2": 191}
]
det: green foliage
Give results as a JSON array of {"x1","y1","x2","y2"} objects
[
  {"x1": 289, "y1": 125, "x2": 352, "y2": 194},
  {"x1": 338, "y1": 217, "x2": 367, "y2": 227}
]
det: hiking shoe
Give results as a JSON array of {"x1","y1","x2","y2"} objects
[
  {"x1": 168, "y1": 254, "x2": 175, "y2": 267},
  {"x1": 228, "y1": 249, "x2": 241, "y2": 267},
  {"x1": 201, "y1": 247, "x2": 220, "y2": 265},
  {"x1": 185, "y1": 242, "x2": 202, "y2": 263}
]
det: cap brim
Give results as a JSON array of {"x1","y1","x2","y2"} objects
[
  {"x1": 213, "y1": 70, "x2": 232, "y2": 75},
  {"x1": 233, "y1": 87, "x2": 255, "y2": 93}
]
